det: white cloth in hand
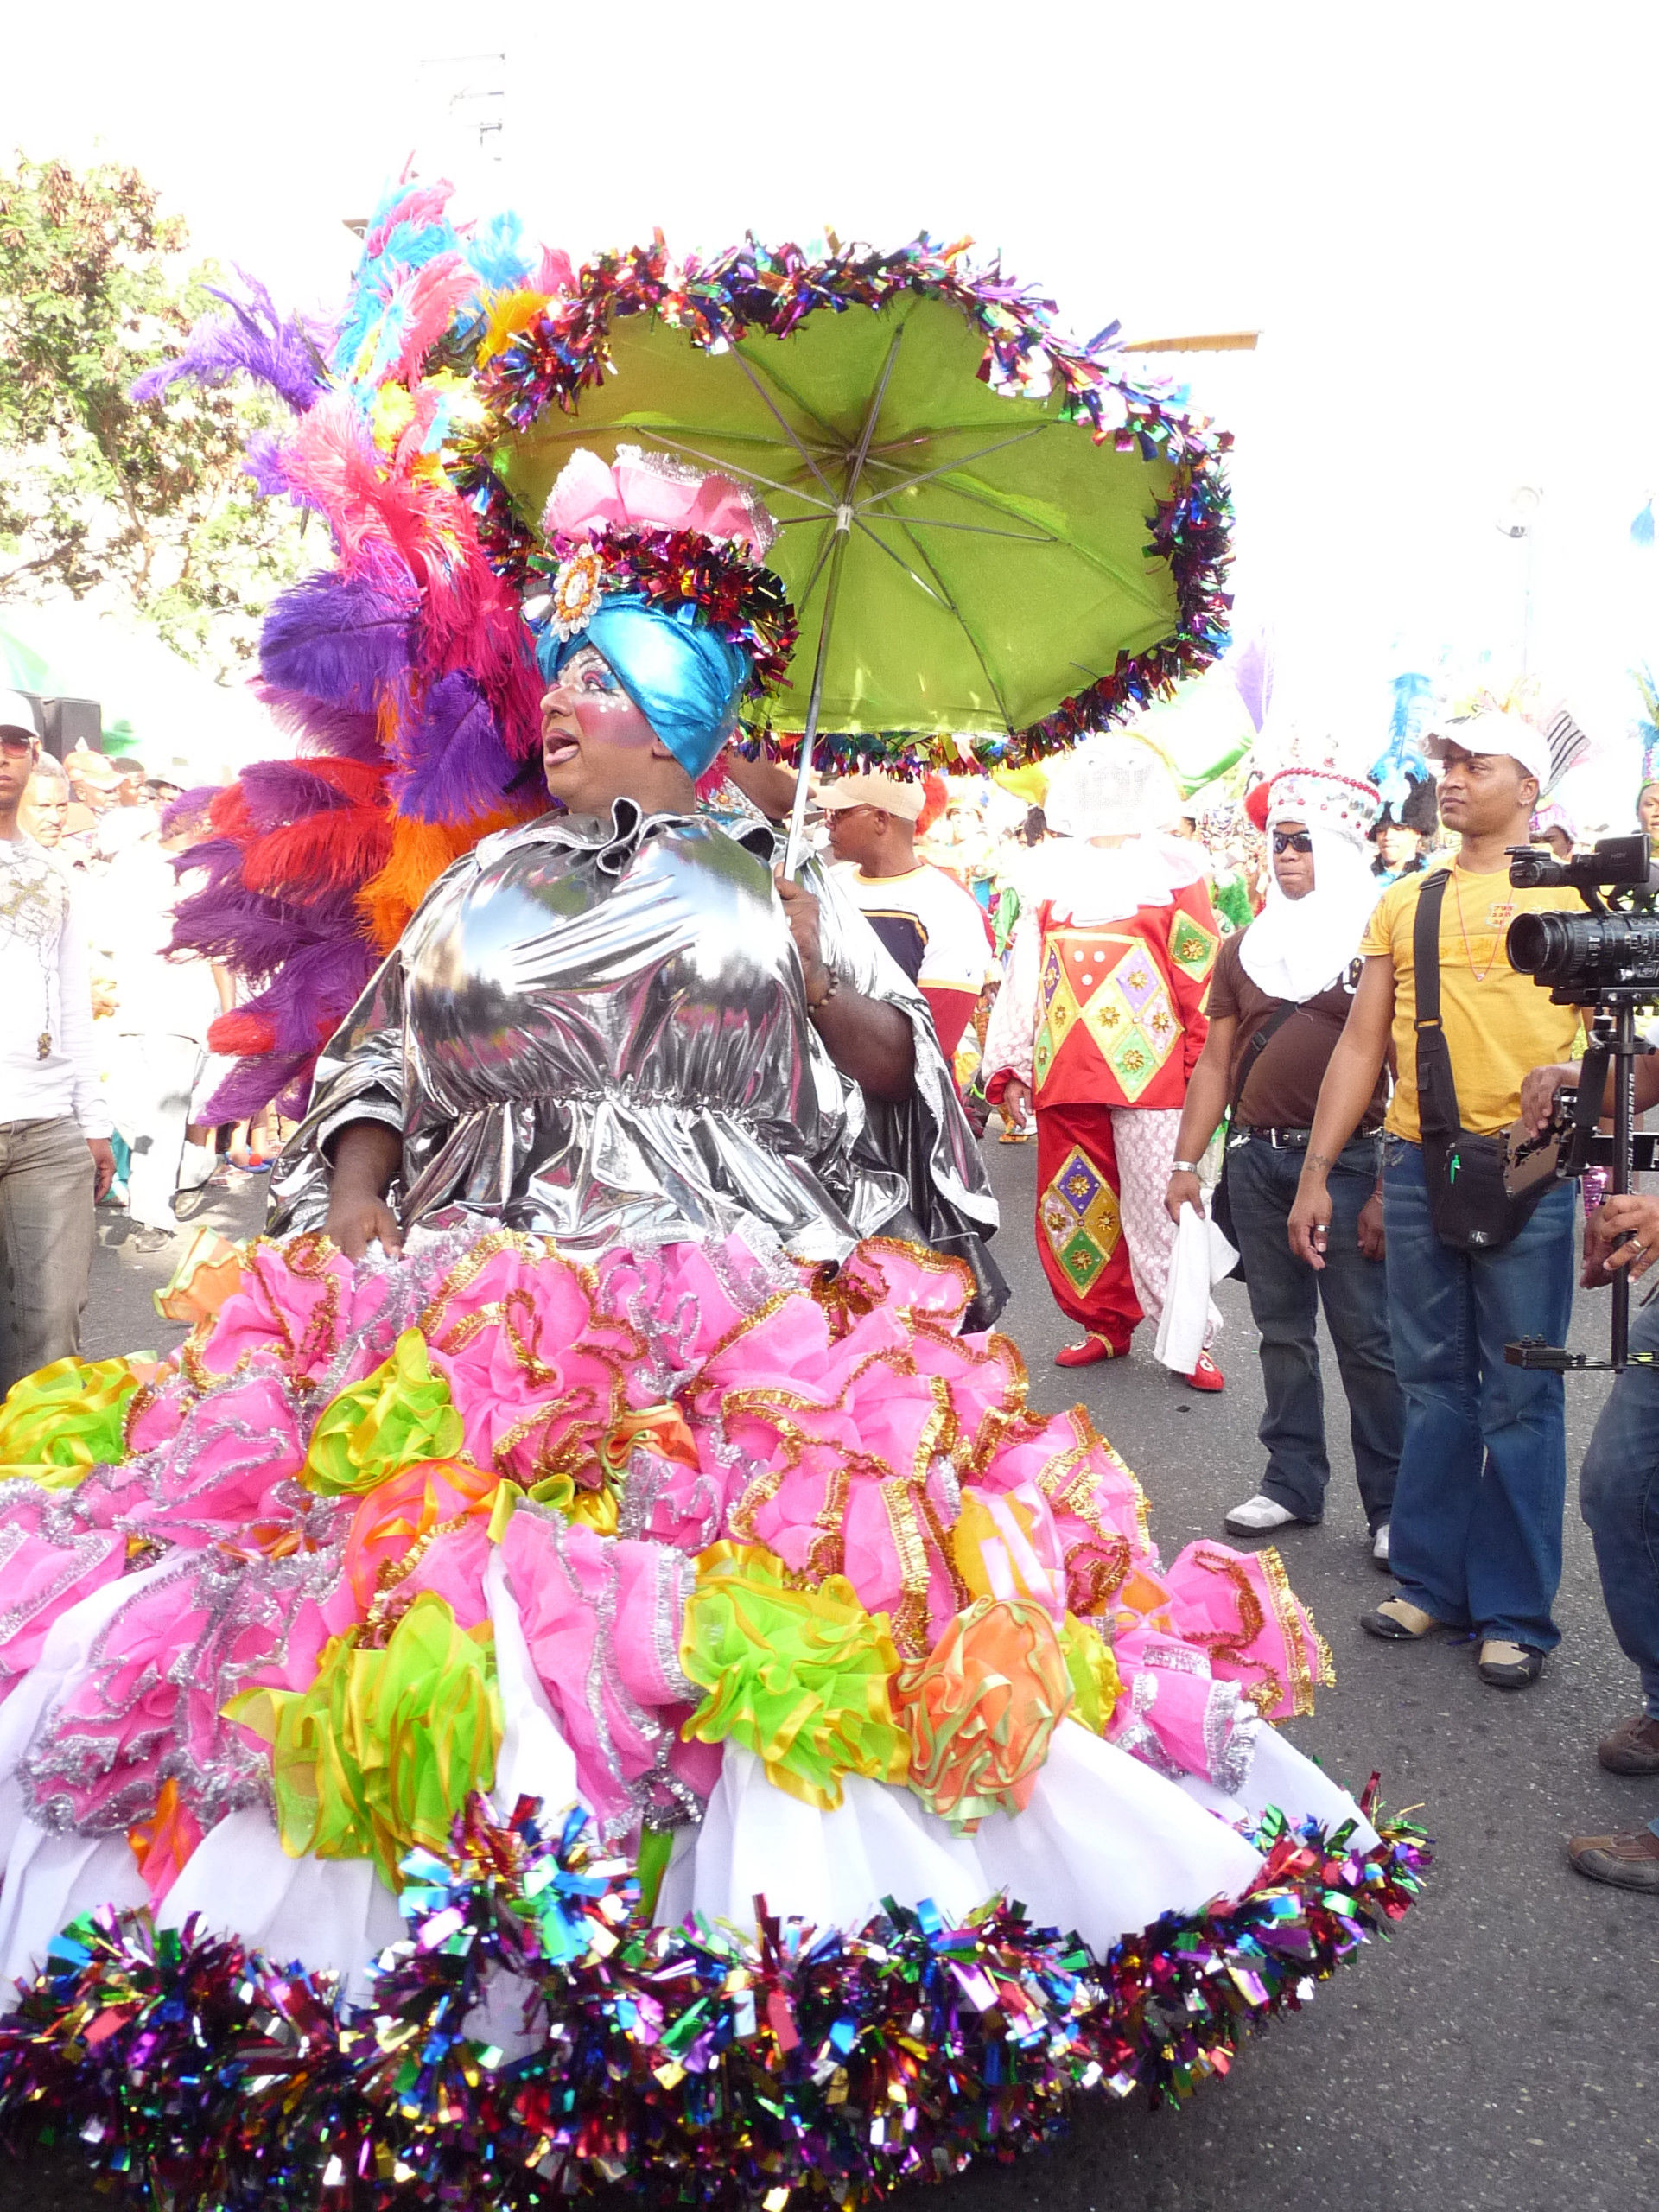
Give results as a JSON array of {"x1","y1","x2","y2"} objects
[{"x1": 1154, "y1": 1198, "x2": 1236, "y2": 1374}]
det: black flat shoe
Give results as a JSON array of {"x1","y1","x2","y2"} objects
[{"x1": 1477, "y1": 1639, "x2": 1544, "y2": 1688}]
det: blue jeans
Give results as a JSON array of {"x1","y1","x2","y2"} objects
[
  {"x1": 1579, "y1": 1294, "x2": 1659, "y2": 1719},
  {"x1": 1382, "y1": 1136, "x2": 1577, "y2": 1649},
  {"x1": 1225, "y1": 1134, "x2": 1401, "y2": 1530}
]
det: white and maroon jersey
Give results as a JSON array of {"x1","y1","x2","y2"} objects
[{"x1": 834, "y1": 861, "x2": 995, "y2": 1058}]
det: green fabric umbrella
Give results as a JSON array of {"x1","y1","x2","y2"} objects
[{"x1": 465, "y1": 238, "x2": 1233, "y2": 849}]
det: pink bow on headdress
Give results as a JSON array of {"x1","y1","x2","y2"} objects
[{"x1": 543, "y1": 445, "x2": 776, "y2": 557}]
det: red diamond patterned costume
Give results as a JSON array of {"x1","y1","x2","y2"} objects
[{"x1": 984, "y1": 741, "x2": 1221, "y2": 1358}]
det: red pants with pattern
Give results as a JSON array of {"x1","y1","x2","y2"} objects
[{"x1": 1033, "y1": 1100, "x2": 1198, "y2": 1351}]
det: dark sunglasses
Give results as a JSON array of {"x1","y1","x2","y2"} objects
[
  {"x1": 0, "y1": 732, "x2": 37, "y2": 757},
  {"x1": 1272, "y1": 830, "x2": 1313, "y2": 855}
]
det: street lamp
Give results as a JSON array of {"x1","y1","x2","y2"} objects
[{"x1": 1497, "y1": 485, "x2": 1543, "y2": 680}]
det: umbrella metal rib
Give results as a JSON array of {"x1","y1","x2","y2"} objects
[
  {"x1": 729, "y1": 348, "x2": 844, "y2": 507},
  {"x1": 854, "y1": 425, "x2": 1053, "y2": 512},
  {"x1": 893, "y1": 520, "x2": 1016, "y2": 733},
  {"x1": 783, "y1": 326, "x2": 906, "y2": 873},
  {"x1": 623, "y1": 434, "x2": 842, "y2": 514},
  {"x1": 849, "y1": 511, "x2": 950, "y2": 606}
]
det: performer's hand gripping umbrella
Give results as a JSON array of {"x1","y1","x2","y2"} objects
[{"x1": 460, "y1": 235, "x2": 1236, "y2": 868}]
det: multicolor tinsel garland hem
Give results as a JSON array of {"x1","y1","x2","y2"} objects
[{"x1": 0, "y1": 1787, "x2": 1428, "y2": 2211}]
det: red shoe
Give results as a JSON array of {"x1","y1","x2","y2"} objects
[
  {"x1": 1054, "y1": 1334, "x2": 1123, "y2": 1368},
  {"x1": 1184, "y1": 1350, "x2": 1224, "y2": 1392}
]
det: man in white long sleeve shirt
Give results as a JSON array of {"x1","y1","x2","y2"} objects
[{"x1": 0, "y1": 694, "x2": 116, "y2": 1394}]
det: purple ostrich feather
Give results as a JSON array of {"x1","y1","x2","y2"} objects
[
  {"x1": 238, "y1": 757, "x2": 378, "y2": 831},
  {"x1": 131, "y1": 270, "x2": 327, "y2": 415},
  {"x1": 255, "y1": 684, "x2": 385, "y2": 764},
  {"x1": 259, "y1": 564, "x2": 416, "y2": 714},
  {"x1": 390, "y1": 671, "x2": 516, "y2": 823},
  {"x1": 171, "y1": 879, "x2": 362, "y2": 979},
  {"x1": 242, "y1": 430, "x2": 294, "y2": 500},
  {"x1": 201, "y1": 1051, "x2": 317, "y2": 1128},
  {"x1": 238, "y1": 936, "x2": 378, "y2": 1057},
  {"x1": 159, "y1": 785, "x2": 226, "y2": 842}
]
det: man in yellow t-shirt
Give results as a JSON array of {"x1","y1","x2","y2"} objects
[
  {"x1": 1287, "y1": 711, "x2": 1584, "y2": 1692},
  {"x1": 1358, "y1": 865, "x2": 1583, "y2": 1144}
]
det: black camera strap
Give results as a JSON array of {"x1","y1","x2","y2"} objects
[{"x1": 1411, "y1": 870, "x2": 1465, "y2": 1146}]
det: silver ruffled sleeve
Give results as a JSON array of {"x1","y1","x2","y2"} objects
[{"x1": 265, "y1": 943, "x2": 409, "y2": 1236}]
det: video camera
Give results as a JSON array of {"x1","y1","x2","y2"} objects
[
  {"x1": 1505, "y1": 835, "x2": 1659, "y2": 1002},
  {"x1": 1501, "y1": 833, "x2": 1659, "y2": 1370}
]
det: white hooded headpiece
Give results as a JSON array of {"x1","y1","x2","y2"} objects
[
  {"x1": 1041, "y1": 734, "x2": 1205, "y2": 924},
  {"x1": 1238, "y1": 763, "x2": 1384, "y2": 1002}
]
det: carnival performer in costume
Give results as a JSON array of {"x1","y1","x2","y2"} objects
[
  {"x1": 982, "y1": 738, "x2": 1226, "y2": 1385},
  {"x1": 0, "y1": 449, "x2": 1428, "y2": 2206}
]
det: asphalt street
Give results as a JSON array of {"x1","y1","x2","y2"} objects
[{"x1": 7, "y1": 1140, "x2": 1657, "y2": 2212}]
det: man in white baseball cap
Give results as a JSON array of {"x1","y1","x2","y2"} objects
[
  {"x1": 1288, "y1": 706, "x2": 1586, "y2": 1690},
  {"x1": 819, "y1": 772, "x2": 994, "y2": 1064},
  {"x1": 0, "y1": 691, "x2": 117, "y2": 1392}
]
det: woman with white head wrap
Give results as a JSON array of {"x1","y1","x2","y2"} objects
[
  {"x1": 1237, "y1": 767, "x2": 1392, "y2": 1003},
  {"x1": 1165, "y1": 765, "x2": 1403, "y2": 1562}
]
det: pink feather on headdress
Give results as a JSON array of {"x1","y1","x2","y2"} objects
[
  {"x1": 388, "y1": 258, "x2": 480, "y2": 385},
  {"x1": 543, "y1": 445, "x2": 777, "y2": 557},
  {"x1": 279, "y1": 394, "x2": 524, "y2": 697},
  {"x1": 536, "y1": 245, "x2": 575, "y2": 296},
  {"x1": 363, "y1": 180, "x2": 454, "y2": 261}
]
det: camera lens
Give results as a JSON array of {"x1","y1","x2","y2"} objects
[
  {"x1": 1508, "y1": 908, "x2": 1659, "y2": 994},
  {"x1": 1506, "y1": 911, "x2": 1573, "y2": 976}
]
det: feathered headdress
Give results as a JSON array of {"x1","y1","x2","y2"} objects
[
  {"x1": 1632, "y1": 665, "x2": 1659, "y2": 794},
  {"x1": 1446, "y1": 677, "x2": 1594, "y2": 797},
  {"x1": 133, "y1": 176, "x2": 575, "y2": 1120},
  {"x1": 1367, "y1": 670, "x2": 1438, "y2": 811}
]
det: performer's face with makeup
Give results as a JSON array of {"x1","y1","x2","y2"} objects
[{"x1": 540, "y1": 645, "x2": 677, "y2": 814}]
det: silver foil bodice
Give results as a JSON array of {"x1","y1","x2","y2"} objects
[{"x1": 270, "y1": 800, "x2": 995, "y2": 1266}]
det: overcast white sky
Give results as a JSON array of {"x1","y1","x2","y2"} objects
[{"x1": 7, "y1": 0, "x2": 1658, "y2": 792}]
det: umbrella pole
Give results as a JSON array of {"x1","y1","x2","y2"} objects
[{"x1": 783, "y1": 521, "x2": 849, "y2": 878}]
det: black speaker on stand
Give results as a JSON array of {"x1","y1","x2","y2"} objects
[{"x1": 41, "y1": 696, "x2": 103, "y2": 761}]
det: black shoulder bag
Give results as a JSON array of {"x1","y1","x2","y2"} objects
[
  {"x1": 1210, "y1": 1001, "x2": 1299, "y2": 1282},
  {"x1": 1412, "y1": 869, "x2": 1551, "y2": 1252}
]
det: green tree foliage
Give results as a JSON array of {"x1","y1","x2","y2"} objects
[{"x1": 0, "y1": 156, "x2": 302, "y2": 671}]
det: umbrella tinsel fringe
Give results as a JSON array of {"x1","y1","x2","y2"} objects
[
  {"x1": 0, "y1": 1788, "x2": 1428, "y2": 2211},
  {"x1": 453, "y1": 232, "x2": 1236, "y2": 775}
]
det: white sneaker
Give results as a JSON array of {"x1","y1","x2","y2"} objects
[
  {"x1": 176, "y1": 1139, "x2": 218, "y2": 1194},
  {"x1": 1224, "y1": 1493, "x2": 1304, "y2": 1535},
  {"x1": 1371, "y1": 1522, "x2": 1391, "y2": 1567}
]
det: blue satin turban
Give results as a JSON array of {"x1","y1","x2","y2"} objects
[{"x1": 536, "y1": 596, "x2": 748, "y2": 780}]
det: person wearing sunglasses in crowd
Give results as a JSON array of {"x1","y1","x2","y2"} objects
[
  {"x1": 1166, "y1": 768, "x2": 1402, "y2": 1560},
  {"x1": 0, "y1": 694, "x2": 117, "y2": 1395}
]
